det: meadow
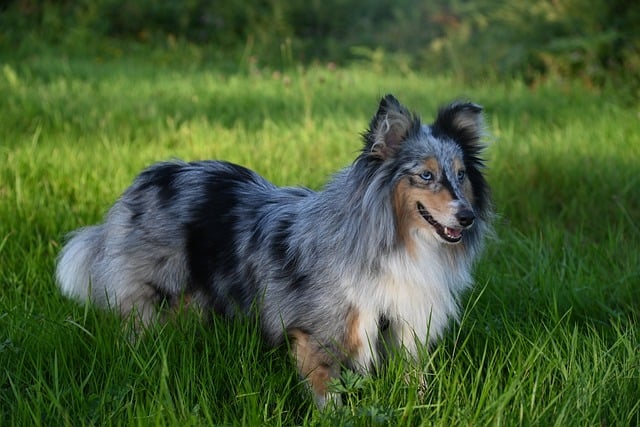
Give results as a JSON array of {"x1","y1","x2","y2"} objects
[{"x1": 1, "y1": 50, "x2": 639, "y2": 425}]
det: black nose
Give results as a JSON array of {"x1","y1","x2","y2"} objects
[{"x1": 456, "y1": 209, "x2": 475, "y2": 227}]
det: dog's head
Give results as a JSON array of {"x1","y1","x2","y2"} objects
[{"x1": 362, "y1": 95, "x2": 491, "y2": 247}]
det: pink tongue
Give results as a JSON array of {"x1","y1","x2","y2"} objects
[{"x1": 445, "y1": 227, "x2": 462, "y2": 238}]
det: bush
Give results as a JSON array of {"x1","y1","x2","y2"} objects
[{"x1": 0, "y1": 0, "x2": 638, "y2": 89}]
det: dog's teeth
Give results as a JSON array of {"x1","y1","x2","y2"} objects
[{"x1": 445, "y1": 227, "x2": 462, "y2": 239}]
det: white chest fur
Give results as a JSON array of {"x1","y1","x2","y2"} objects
[{"x1": 346, "y1": 245, "x2": 472, "y2": 370}]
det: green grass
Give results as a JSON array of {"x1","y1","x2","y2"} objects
[{"x1": 1, "y1": 50, "x2": 639, "y2": 426}]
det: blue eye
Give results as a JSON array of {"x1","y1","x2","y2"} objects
[
  {"x1": 457, "y1": 170, "x2": 466, "y2": 181},
  {"x1": 419, "y1": 171, "x2": 433, "y2": 182}
]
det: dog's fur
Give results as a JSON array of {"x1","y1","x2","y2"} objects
[{"x1": 56, "y1": 95, "x2": 492, "y2": 408}]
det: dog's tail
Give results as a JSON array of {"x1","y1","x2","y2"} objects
[{"x1": 56, "y1": 225, "x2": 105, "y2": 302}]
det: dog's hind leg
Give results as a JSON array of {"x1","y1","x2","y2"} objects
[
  {"x1": 93, "y1": 278, "x2": 163, "y2": 328},
  {"x1": 289, "y1": 329, "x2": 342, "y2": 409}
]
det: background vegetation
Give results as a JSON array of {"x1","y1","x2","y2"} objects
[
  {"x1": 1, "y1": 1, "x2": 639, "y2": 425},
  {"x1": 1, "y1": 0, "x2": 639, "y2": 91}
]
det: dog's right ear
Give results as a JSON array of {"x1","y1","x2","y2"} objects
[{"x1": 363, "y1": 95, "x2": 420, "y2": 161}]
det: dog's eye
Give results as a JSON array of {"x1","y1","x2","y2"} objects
[
  {"x1": 457, "y1": 170, "x2": 466, "y2": 181},
  {"x1": 419, "y1": 171, "x2": 433, "y2": 182}
]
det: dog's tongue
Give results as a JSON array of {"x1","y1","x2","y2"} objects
[{"x1": 444, "y1": 227, "x2": 462, "y2": 239}]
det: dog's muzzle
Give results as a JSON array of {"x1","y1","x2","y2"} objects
[{"x1": 417, "y1": 203, "x2": 474, "y2": 243}]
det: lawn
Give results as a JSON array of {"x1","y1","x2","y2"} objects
[{"x1": 1, "y1": 50, "x2": 639, "y2": 425}]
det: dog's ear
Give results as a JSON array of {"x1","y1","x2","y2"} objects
[
  {"x1": 363, "y1": 95, "x2": 420, "y2": 161},
  {"x1": 432, "y1": 102, "x2": 484, "y2": 151}
]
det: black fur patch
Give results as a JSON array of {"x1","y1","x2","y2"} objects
[
  {"x1": 431, "y1": 103, "x2": 491, "y2": 218},
  {"x1": 378, "y1": 314, "x2": 390, "y2": 332},
  {"x1": 126, "y1": 163, "x2": 185, "y2": 223},
  {"x1": 185, "y1": 162, "x2": 257, "y2": 309},
  {"x1": 439, "y1": 174, "x2": 458, "y2": 201},
  {"x1": 139, "y1": 162, "x2": 184, "y2": 206},
  {"x1": 431, "y1": 102, "x2": 483, "y2": 153},
  {"x1": 287, "y1": 272, "x2": 310, "y2": 291}
]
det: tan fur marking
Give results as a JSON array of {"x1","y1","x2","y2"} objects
[
  {"x1": 392, "y1": 157, "x2": 445, "y2": 254},
  {"x1": 161, "y1": 292, "x2": 195, "y2": 324},
  {"x1": 423, "y1": 157, "x2": 441, "y2": 175},
  {"x1": 423, "y1": 187, "x2": 456, "y2": 217},
  {"x1": 422, "y1": 157, "x2": 455, "y2": 217},
  {"x1": 289, "y1": 329, "x2": 338, "y2": 400},
  {"x1": 393, "y1": 178, "x2": 420, "y2": 255},
  {"x1": 344, "y1": 307, "x2": 362, "y2": 357},
  {"x1": 453, "y1": 158, "x2": 464, "y2": 172},
  {"x1": 393, "y1": 155, "x2": 463, "y2": 250},
  {"x1": 177, "y1": 292, "x2": 193, "y2": 307}
]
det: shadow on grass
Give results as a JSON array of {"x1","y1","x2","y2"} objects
[{"x1": 479, "y1": 147, "x2": 639, "y2": 330}]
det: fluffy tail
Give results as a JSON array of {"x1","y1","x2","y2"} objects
[{"x1": 56, "y1": 225, "x2": 105, "y2": 302}]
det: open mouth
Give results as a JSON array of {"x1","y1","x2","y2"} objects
[{"x1": 417, "y1": 203, "x2": 463, "y2": 243}]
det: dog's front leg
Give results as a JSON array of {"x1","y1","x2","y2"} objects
[
  {"x1": 393, "y1": 321, "x2": 431, "y2": 398},
  {"x1": 289, "y1": 329, "x2": 342, "y2": 409}
]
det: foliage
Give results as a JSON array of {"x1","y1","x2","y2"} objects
[{"x1": 1, "y1": 0, "x2": 638, "y2": 89}]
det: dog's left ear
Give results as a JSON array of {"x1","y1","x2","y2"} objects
[
  {"x1": 432, "y1": 102, "x2": 484, "y2": 149},
  {"x1": 363, "y1": 94, "x2": 420, "y2": 161}
]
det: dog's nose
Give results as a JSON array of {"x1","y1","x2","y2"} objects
[{"x1": 456, "y1": 209, "x2": 475, "y2": 227}]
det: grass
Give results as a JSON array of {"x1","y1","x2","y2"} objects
[{"x1": 1, "y1": 48, "x2": 639, "y2": 425}]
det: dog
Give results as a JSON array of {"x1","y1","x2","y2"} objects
[{"x1": 56, "y1": 94, "x2": 492, "y2": 408}]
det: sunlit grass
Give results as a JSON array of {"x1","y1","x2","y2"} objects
[{"x1": 1, "y1": 51, "x2": 638, "y2": 425}]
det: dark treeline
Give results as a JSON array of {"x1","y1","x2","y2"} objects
[{"x1": 1, "y1": 0, "x2": 638, "y2": 88}]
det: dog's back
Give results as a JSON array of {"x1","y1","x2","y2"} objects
[{"x1": 56, "y1": 160, "x2": 304, "y2": 323}]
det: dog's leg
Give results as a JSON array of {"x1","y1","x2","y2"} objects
[
  {"x1": 343, "y1": 307, "x2": 379, "y2": 374},
  {"x1": 99, "y1": 280, "x2": 163, "y2": 330},
  {"x1": 289, "y1": 329, "x2": 342, "y2": 409},
  {"x1": 391, "y1": 321, "x2": 430, "y2": 399}
]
